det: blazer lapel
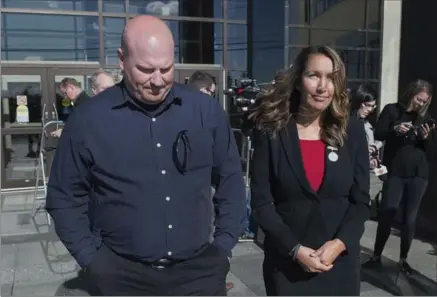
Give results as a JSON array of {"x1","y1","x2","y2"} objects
[{"x1": 279, "y1": 119, "x2": 319, "y2": 199}]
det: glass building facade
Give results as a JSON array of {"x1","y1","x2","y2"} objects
[
  {"x1": 1, "y1": 0, "x2": 248, "y2": 74},
  {"x1": 285, "y1": 0, "x2": 383, "y2": 91}
]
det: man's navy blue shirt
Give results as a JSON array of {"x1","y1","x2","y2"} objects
[{"x1": 46, "y1": 82, "x2": 246, "y2": 268}]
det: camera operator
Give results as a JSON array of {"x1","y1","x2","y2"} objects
[
  {"x1": 349, "y1": 84, "x2": 382, "y2": 169},
  {"x1": 363, "y1": 79, "x2": 435, "y2": 275}
]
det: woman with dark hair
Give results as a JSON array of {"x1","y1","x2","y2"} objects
[
  {"x1": 249, "y1": 45, "x2": 370, "y2": 295},
  {"x1": 349, "y1": 84, "x2": 382, "y2": 168},
  {"x1": 363, "y1": 79, "x2": 435, "y2": 274}
]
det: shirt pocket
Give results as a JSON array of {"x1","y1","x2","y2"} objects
[{"x1": 185, "y1": 128, "x2": 213, "y2": 172}]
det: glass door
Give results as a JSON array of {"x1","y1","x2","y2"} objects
[{"x1": 1, "y1": 66, "x2": 52, "y2": 189}]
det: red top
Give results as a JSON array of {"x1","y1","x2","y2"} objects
[{"x1": 299, "y1": 139, "x2": 325, "y2": 192}]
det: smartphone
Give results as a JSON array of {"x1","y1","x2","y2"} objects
[{"x1": 425, "y1": 118, "x2": 436, "y2": 127}]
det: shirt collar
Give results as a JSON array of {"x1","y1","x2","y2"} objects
[{"x1": 113, "y1": 80, "x2": 182, "y2": 111}]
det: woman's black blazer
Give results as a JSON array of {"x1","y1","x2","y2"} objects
[{"x1": 250, "y1": 116, "x2": 371, "y2": 257}]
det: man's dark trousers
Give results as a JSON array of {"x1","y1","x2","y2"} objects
[{"x1": 86, "y1": 243, "x2": 229, "y2": 296}]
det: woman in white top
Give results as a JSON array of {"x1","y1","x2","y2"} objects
[{"x1": 349, "y1": 84, "x2": 382, "y2": 168}]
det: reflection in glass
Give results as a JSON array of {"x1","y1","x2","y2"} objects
[
  {"x1": 1, "y1": 75, "x2": 42, "y2": 127},
  {"x1": 1, "y1": 0, "x2": 98, "y2": 11},
  {"x1": 310, "y1": 0, "x2": 366, "y2": 30},
  {"x1": 227, "y1": 24, "x2": 247, "y2": 70},
  {"x1": 311, "y1": 29, "x2": 366, "y2": 47},
  {"x1": 337, "y1": 49, "x2": 365, "y2": 80},
  {"x1": 2, "y1": 134, "x2": 41, "y2": 181},
  {"x1": 367, "y1": 50, "x2": 381, "y2": 79},
  {"x1": 251, "y1": 0, "x2": 285, "y2": 83},
  {"x1": 287, "y1": 47, "x2": 303, "y2": 67},
  {"x1": 103, "y1": 18, "x2": 125, "y2": 65},
  {"x1": 1, "y1": 13, "x2": 99, "y2": 62},
  {"x1": 288, "y1": 28, "x2": 310, "y2": 46},
  {"x1": 103, "y1": 0, "x2": 126, "y2": 13},
  {"x1": 227, "y1": 0, "x2": 247, "y2": 20},
  {"x1": 168, "y1": 21, "x2": 222, "y2": 64},
  {"x1": 366, "y1": 32, "x2": 381, "y2": 49},
  {"x1": 288, "y1": 0, "x2": 310, "y2": 26},
  {"x1": 366, "y1": 0, "x2": 382, "y2": 29},
  {"x1": 129, "y1": 0, "x2": 222, "y2": 18}
]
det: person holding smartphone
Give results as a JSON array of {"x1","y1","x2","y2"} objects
[{"x1": 362, "y1": 79, "x2": 435, "y2": 275}]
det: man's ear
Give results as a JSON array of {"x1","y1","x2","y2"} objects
[{"x1": 117, "y1": 48, "x2": 125, "y2": 71}]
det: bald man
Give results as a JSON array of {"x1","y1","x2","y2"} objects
[{"x1": 46, "y1": 15, "x2": 246, "y2": 296}]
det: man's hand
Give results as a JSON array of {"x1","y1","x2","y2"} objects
[
  {"x1": 311, "y1": 239, "x2": 346, "y2": 266},
  {"x1": 50, "y1": 128, "x2": 63, "y2": 138},
  {"x1": 296, "y1": 245, "x2": 333, "y2": 273}
]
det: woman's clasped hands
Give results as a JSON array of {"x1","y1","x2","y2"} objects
[{"x1": 296, "y1": 239, "x2": 346, "y2": 273}]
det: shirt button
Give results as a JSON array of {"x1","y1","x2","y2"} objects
[
  {"x1": 152, "y1": 118, "x2": 156, "y2": 122},
  {"x1": 167, "y1": 251, "x2": 172, "y2": 256},
  {"x1": 168, "y1": 224, "x2": 173, "y2": 229},
  {"x1": 161, "y1": 170, "x2": 166, "y2": 175},
  {"x1": 166, "y1": 196, "x2": 170, "y2": 201},
  {"x1": 156, "y1": 143, "x2": 161, "y2": 148}
]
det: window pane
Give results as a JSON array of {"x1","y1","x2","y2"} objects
[
  {"x1": 310, "y1": 29, "x2": 366, "y2": 48},
  {"x1": 1, "y1": 0, "x2": 98, "y2": 11},
  {"x1": 103, "y1": 18, "x2": 125, "y2": 65},
  {"x1": 3, "y1": 133, "x2": 42, "y2": 181},
  {"x1": 227, "y1": 0, "x2": 247, "y2": 20},
  {"x1": 129, "y1": 0, "x2": 222, "y2": 18},
  {"x1": 367, "y1": 50, "x2": 381, "y2": 79},
  {"x1": 1, "y1": 13, "x2": 99, "y2": 62},
  {"x1": 171, "y1": 21, "x2": 223, "y2": 65},
  {"x1": 288, "y1": 28, "x2": 310, "y2": 46},
  {"x1": 366, "y1": 32, "x2": 381, "y2": 49},
  {"x1": 287, "y1": 47, "x2": 304, "y2": 67},
  {"x1": 337, "y1": 49, "x2": 365, "y2": 79},
  {"x1": 367, "y1": 0, "x2": 382, "y2": 29},
  {"x1": 103, "y1": 0, "x2": 126, "y2": 13},
  {"x1": 310, "y1": 0, "x2": 366, "y2": 30},
  {"x1": 1, "y1": 75, "x2": 42, "y2": 126},
  {"x1": 227, "y1": 24, "x2": 247, "y2": 70},
  {"x1": 287, "y1": 0, "x2": 310, "y2": 25}
]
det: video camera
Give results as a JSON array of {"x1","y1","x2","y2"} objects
[{"x1": 224, "y1": 78, "x2": 262, "y2": 110}]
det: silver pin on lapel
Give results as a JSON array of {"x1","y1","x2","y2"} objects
[{"x1": 327, "y1": 146, "x2": 339, "y2": 162}]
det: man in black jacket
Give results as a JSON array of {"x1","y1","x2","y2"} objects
[{"x1": 51, "y1": 77, "x2": 91, "y2": 138}]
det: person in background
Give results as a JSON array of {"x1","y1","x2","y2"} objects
[
  {"x1": 349, "y1": 84, "x2": 382, "y2": 169},
  {"x1": 188, "y1": 70, "x2": 216, "y2": 97},
  {"x1": 91, "y1": 70, "x2": 116, "y2": 95},
  {"x1": 249, "y1": 45, "x2": 370, "y2": 296},
  {"x1": 188, "y1": 70, "x2": 235, "y2": 293},
  {"x1": 362, "y1": 79, "x2": 435, "y2": 275},
  {"x1": 51, "y1": 77, "x2": 91, "y2": 138},
  {"x1": 46, "y1": 15, "x2": 246, "y2": 296}
]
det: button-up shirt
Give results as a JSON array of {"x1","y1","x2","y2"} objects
[{"x1": 46, "y1": 81, "x2": 246, "y2": 268}]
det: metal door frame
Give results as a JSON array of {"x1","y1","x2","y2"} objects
[{"x1": 1, "y1": 62, "x2": 100, "y2": 190}]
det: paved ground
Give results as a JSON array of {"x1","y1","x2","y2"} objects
[{"x1": 1, "y1": 176, "x2": 436, "y2": 296}]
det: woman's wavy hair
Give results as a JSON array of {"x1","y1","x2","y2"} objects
[
  {"x1": 349, "y1": 84, "x2": 378, "y2": 118},
  {"x1": 249, "y1": 45, "x2": 349, "y2": 147},
  {"x1": 398, "y1": 79, "x2": 433, "y2": 117}
]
